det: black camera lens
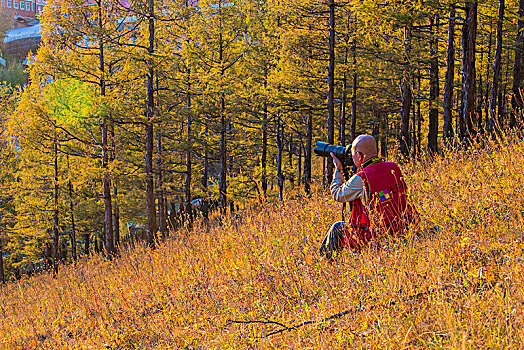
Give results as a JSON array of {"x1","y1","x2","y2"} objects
[{"x1": 313, "y1": 142, "x2": 353, "y2": 167}]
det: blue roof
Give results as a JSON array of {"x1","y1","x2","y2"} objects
[{"x1": 4, "y1": 24, "x2": 41, "y2": 43}]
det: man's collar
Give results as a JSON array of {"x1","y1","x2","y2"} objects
[{"x1": 362, "y1": 156, "x2": 382, "y2": 169}]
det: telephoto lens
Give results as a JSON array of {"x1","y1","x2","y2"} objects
[{"x1": 313, "y1": 142, "x2": 353, "y2": 167}]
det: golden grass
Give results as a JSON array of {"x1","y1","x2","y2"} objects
[{"x1": 1, "y1": 136, "x2": 524, "y2": 349}]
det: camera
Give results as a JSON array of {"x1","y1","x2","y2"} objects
[{"x1": 313, "y1": 142, "x2": 354, "y2": 176}]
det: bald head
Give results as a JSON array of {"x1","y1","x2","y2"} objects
[{"x1": 351, "y1": 135, "x2": 378, "y2": 159}]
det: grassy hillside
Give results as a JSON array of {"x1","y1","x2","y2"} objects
[{"x1": 1, "y1": 136, "x2": 524, "y2": 349}]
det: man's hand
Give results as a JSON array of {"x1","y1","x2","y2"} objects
[{"x1": 330, "y1": 152, "x2": 343, "y2": 172}]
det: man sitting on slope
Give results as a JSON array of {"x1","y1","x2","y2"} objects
[{"x1": 320, "y1": 134, "x2": 418, "y2": 259}]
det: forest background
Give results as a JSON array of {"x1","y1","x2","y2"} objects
[{"x1": 0, "y1": 0, "x2": 523, "y2": 281}]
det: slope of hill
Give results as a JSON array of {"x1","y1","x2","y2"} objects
[{"x1": 1, "y1": 136, "x2": 524, "y2": 349}]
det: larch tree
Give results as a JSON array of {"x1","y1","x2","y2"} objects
[
  {"x1": 489, "y1": 0, "x2": 505, "y2": 135},
  {"x1": 459, "y1": 1, "x2": 478, "y2": 141},
  {"x1": 511, "y1": 0, "x2": 524, "y2": 126},
  {"x1": 443, "y1": 4, "x2": 457, "y2": 144},
  {"x1": 191, "y1": 0, "x2": 249, "y2": 210}
]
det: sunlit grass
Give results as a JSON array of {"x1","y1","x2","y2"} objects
[{"x1": 1, "y1": 135, "x2": 524, "y2": 349}]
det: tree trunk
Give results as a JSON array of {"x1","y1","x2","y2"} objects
[
  {"x1": 94, "y1": 236, "x2": 100, "y2": 254},
  {"x1": 400, "y1": 79, "x2": 412, "y2": 157},
  {"x1": 498, "y1": 86, "x2": 506, "y2": 126},
  {"x1": 511, "y1": 0, "x2": 524, "y2": 127},
  {"x1": 145, "y1": 122, "x2": 156, "y2": 246},
  {"x1": 305, "y1": 112, "x2": 312, "y2": 196},
  {"x1": 322, "y1": 157, "x2": 326, "y2": 188},
  {"x1": 145, "y1": 0, "x2": 157, "y2": 247},
  {"x1": 110, "y1": 121, "x2": 120, "y2": 247},
  {"x1": 417, "y1": 97, "x2": 422, "y2": 155},
  {"x1": 219, "y1": 98, "x2": 227, "y2": 211},
  {"x1": 101, "y1": 117, "x2": 114, "y2": 257},
  {"x1": 428, "y1": 16, "x2": 439, "y2": 154},
  {"x1": 53, "y1": 132, "x2": 59, "y2": 277},
  {"x1": 484, "y1": 24, "x2": 494, "y2": 133},
  {"x1": 372, "y1": 115, "x2": 380, "y2": 140},
  {"x1": 326, "y1": 0, "x2": 335, "y2": 185},
  {"x1": 163, "y1": 198, "x2": 168, "y2": 232},
  {"x1": 276, "y1": 114, "x2": 284, "y2": 202},
  {"x1": 339, "y1": 46, "x2": 347, "y2": 146},
  {"x1": 477, "y1": 46, "x2": 484, "y2": 135},
  {"x1": 0, "y1": 238, "x2": 5, "y2": 283},
  {"x1": 350, "y1": 39, "x2": 357, "y2": 143},
  {"x1": 288, "y1": 135, "x2": 294, "y2": 186},
  {"x1": 219, "y1": 26, "x2": 227, "y2": 211},
  {"x1": 84, "y1": 231, "x2": 90, "y2": 255},
  {"x1": 184, "y1": 67, "x2": 193, "y2": 227},
  {"x1": 298, "y1": 139, "x2": 302, "y2": 185},
  {"x1": 459, "y1": 1, "x2": 478, "y2": 141},
  {"x1": 411, "y1": 84, "x2": 417, "y2": 155},
  {"x1": 97, "y1": 0, "x2": 114, "y2": 259},
  {"x1": 400, "y1": 26, "x2": 412, "y2": 157},
  {"x1": 158, "y1": 131, "x2": 166, "y2": 236},
  {"x1": 443, "y1": 6, "x2": 456, "y2": 143},
  {"x1": 60, "y1": 240, "x2": 67, "y2": 263},
  {"x1": 202, "y1": 122, "x2": 209, "y2": 221},
  {"x1": 489, "y1": 0, "x2": 505, "y2": 135},
  {"x1": 261, "y1": 100, "x2": 268, "y2": 198},
  {"x1": 68, "y1": 175, "x2": 77, "y2": 262},
  {"x1": 380, "y1": 116, "x2": 388, "y2": 158}
]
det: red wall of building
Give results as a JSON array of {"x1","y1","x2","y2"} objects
[{"x1": 0, "y1": 0, "x2": 43, "y2": 19}]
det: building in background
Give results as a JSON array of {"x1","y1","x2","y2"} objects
[
  {"x1": 1, "y1": 0, "x2": 44, "y2": 62},
  {"x1": 0, "y1": 0, "x2": 42, "y2": 21}
]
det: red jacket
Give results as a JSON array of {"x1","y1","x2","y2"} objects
[{"x1": 343, "y1": 159, "x2": 418, "y2": 249}]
